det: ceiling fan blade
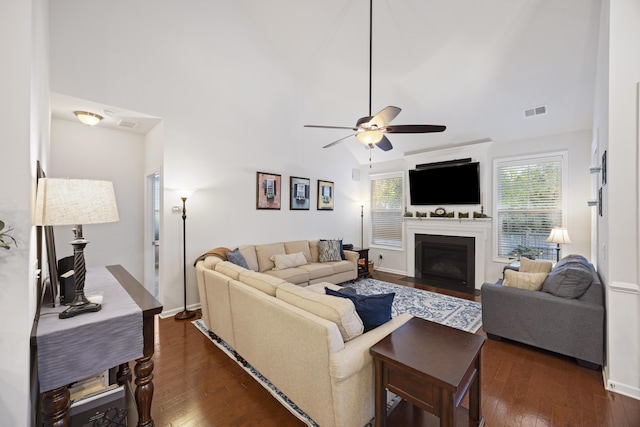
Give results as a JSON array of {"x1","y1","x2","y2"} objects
[
  {"x1": 385, "y1": 124, "x2": 446, "y2": 133},
  {"x1": 369, "y1": 106, "x2": 401, "y2": 128},
  {"x1": 323, "y1": 133, "x2": 357, "y2": 149},
  {"x1": 375, "y1": 135, "x2": 393, "y2": 151},
  {"x1": 305, "y1": 125, "x2": 359, "y2": 131}
]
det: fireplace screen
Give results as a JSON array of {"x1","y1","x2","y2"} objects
[{"x1": 415, "y1": 234, "x2": 475, "y2": 291}]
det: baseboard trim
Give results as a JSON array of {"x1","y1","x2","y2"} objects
[
  {"x1": 373, "y1": 267, "x2": 407, "y2": 276},
  {"x1": 604, "y1": 376, "x2": 640, "y2": 400}
]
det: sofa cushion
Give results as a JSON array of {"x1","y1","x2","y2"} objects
[
  {"x1": 215, "y1": 261, "x2": 247, "y2": 280},
  {"x1": 542, "y1": 254, "x2": 594, "y2": 299},
  {"x1": 309, "y1": 240, "x2": 320, "y2": 262},
  {"x1": 264, "y1": 268, "x2": 309, "y2": 285},
  {"x1": 326, "y1": 260, "x2": 354, "y2": 275},
  {"x1": 239, "y1": 271, "x2": 286, "y2": 296},
  {"x1": 203, "y1": 255, "x2": 223, "y2": 270},
  {"x1": 284, "y1": 241, "x2": 312, "y2": 263},
  {"x1": 226, "y1": 248, "x2": 250, "y2": 269},
  {"x1": 318, "y1": 240, "x2": 342, "y2": 262},
  {"x1": 325, "y1": 288, "x2": 395, "y2": 332},
  {"x1": 519, "y1": 257, "x2": 553, "y2": 274},
  {"x1": 503, "y1": 270, "x2": 548, "y2": 291},
  {"x1": 255, "y1": 242, "x2": 286, "y2": 272},
  {"x1": 271, "y1": 252, "x2": 308, "y2": 270},
  {"x1": 277, "y1": 283, "x2": 364, "y2": 342},
  {"x1": 298, "y1": 262, "x2": 335, "y2": 280},
  {"x1": 238, "y1": 245, "x2": 259, "y2": 271}
]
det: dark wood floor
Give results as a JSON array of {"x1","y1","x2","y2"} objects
[{"x1": 150, "y1": 271, "x2": 640, "y2": 426}]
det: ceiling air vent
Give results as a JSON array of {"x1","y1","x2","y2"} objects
[
  {"x1": 118, "y1": 120, "x2": 138, "y2": 129},
  {"x1": 523, "y1": 105, "x2": 547, "y2": 118}
]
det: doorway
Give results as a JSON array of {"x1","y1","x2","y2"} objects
[{"x1": 145, "y1": 171, "x2": 161, "y2": 298}]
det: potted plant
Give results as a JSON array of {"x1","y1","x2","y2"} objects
[{"x1": 0, "y1": 220, "x2": 17, "y2": 250}]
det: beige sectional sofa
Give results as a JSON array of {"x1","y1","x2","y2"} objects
[{"x1": 195, "y1": 239, "x2": 413, "y2": 427}]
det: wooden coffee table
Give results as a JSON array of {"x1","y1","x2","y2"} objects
[{"x1": 370, "y1": 317, "x2": 485, "y2": 427}]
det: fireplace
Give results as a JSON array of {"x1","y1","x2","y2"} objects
[
  {"x1": 404, "y1": 218, "x2": 490, "y2": 293},
  {"x1": 415, "y1": 234, "x2": 475, "y2": 294}
]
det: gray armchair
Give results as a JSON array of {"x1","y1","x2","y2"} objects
[{"x1": 481, "y1": 255, "x2": 604, "y2": 369}]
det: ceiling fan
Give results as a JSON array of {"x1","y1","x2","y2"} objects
[{"x1": 304, "y1": 0, "x2": 446, "y2": 153}]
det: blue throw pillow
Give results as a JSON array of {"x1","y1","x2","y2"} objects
[
  {"x1": 225, "y1": 248, "x2": 249, "y2": 269},
  {"x1": 325, "y1": 287, "x2": 395, "y2": 332}
]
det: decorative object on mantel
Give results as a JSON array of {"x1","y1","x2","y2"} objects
[
  {"x1": 430, "y1": 207, "x2": 446, "y2": 217},
  {"x1": 415, "y1": 211, "x2": 427, "y2": 218},
  {"x1": 444, "y1": 211, "x2": 454, "y2": 218},
  {"x1": 0, "y1": 220, "x2": 17, "y2": 250},
  {"x1": 403, "y1": 211, "x2": 414, "y2": 217},
  {"x1": 176, "y1": 189, "x2": 197, "y2": 321},
  {"x1": 473, "y1": 211, "x2": 490, "y2": 219},
  {"x1": 546, "y1": 227, "x2": 572, "y2": 262},
  {"x1": 34, "y1": 178, "x2": 119, "y2": 319},
  {"x1": 458, "y1": 212, "x2": 469, "y2": 219}
]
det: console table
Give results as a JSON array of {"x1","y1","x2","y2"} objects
[
  {"x1": 370, "y1": 317, "x2": 485, "y2": 426},
  {"x1": 34, "y1": 265, "x2": 163, "y2": 427}
]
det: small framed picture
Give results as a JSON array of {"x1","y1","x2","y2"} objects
[
  {"x1": 256, "y1": 172, "x2": 281, "y2": 210},
  {"x1": 290, "y1": 176, "x2": 310, "y2": 210},
  {"x1": 598, "y1": 186, "x2": 603, "y2": 217},
  {"x1": 317, "y1": 180, "x2": 334, "y2": 210}
]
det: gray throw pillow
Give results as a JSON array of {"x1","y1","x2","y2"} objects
[
  {"x1": 226, "y1": 248, "x2": 249, "y2": 269},
  {"x1": 542, "y1": 255, "x2": 594, "y2": 299}
]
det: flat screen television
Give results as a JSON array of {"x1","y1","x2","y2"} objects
[{"x1": 408, "y1": 162, "x2": 480, "y2": 205}]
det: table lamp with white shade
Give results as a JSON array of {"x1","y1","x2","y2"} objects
[
  {"x1": 546, "y1": 227, "x2": 572, "y2": 262},
  {"x1": 34, "y1": 178, "x2": 119, "y2": 319}
]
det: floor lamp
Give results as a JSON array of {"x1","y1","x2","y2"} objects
[
  {"x1": 546, "y1": 227, "x2": 572, "y2": 262},
  {"x1": 175, "y1": 189, "x2": 196, "y2": 320},
  {"x1": 360, "y1": 201, "x2": 364, "y2": 249}
]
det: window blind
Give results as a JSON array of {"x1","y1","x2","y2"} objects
[
  {"x1": 370, "y1": 173, "x2": 403, "y2": 248},
  {"x1": 496, "y1": 155, "x2": 564, "y2": 260}
]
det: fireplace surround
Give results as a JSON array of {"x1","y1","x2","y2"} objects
[{"x1": 405, "y1": 218, "x2": 491, "y2": 293}]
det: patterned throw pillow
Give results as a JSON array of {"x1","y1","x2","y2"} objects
[{"x1": 318, "y1": 240, "x2": 342, "y2": 262}]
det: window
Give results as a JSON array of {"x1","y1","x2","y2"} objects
[
  {"x1": 370, "y1": 172, "x2": 404, "y2": 248},
  {"x1": 494, "y1": 152, "x2": 567, "y2": 260}
]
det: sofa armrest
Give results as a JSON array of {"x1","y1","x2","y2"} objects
[{"x1": 330, "y1": 313, "x2": 413, "y2": 380}]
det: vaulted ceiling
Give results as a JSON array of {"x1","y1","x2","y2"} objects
[{"x1": 236, "y1": 0, "x2": 602, "y2": 162}]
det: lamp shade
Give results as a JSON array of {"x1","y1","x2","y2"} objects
[
  {"x1": 546, "y1": 227, "x2": 572, "y2": 245},
  {"x1": 34, "y1": 178, "x2": 119, "y2": 226},
  {"x1": 177, "y1": 188, "x2": 196, "y2": 199}
]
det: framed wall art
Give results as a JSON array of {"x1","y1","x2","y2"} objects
[
  {"x1": 317, "y1": 180, "x2": 334, "y2": 210},
  {"x1": 601, "y1": 150, "x2": 607, "y2": 185},
  {"x1": 290, "y1": 176, "x2": 310, "y2": 210},
  {"x1": 256, "y1": 172, "x2": 281, "y2": 210}
]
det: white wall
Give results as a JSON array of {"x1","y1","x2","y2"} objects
[
  {"x1": 595, "y1": 0, "x2": 640, "y2": 399},
  {"x1": 0, "y1": 0, "x2": 49, "y2": 425},
  {"x1": 364, "y1": 130, "x2": 593, "y2": 287},
  {"x1": 50, "y1": 119, "x2": 146, "y2": 282},
  {"x1": 48, "y1": 1, "x2": 362, "y2": 315}
]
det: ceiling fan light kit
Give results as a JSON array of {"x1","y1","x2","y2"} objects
[{"x1": 304, "y1": 0, "x2": 446, "y2": 156}]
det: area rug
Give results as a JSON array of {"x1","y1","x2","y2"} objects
[
  {"x1": 349, "y1": 278, "x2": 482, "y2": 333},
  {"x1": 193, "y1": 279, "x2": 482, "y2": 426}
]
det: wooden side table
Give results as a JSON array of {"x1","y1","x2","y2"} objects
[
  {"x1": 353, "y1": 247, "x2": 370, "y2": 278},
  {"x1": 370, "y1": 317, "x2": 485, "y2": 426}
]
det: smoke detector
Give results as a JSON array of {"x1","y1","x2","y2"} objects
[{"x1": 523, "y1": 105, "x2": 548, "y2": 118}]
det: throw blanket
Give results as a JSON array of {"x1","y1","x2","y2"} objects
[{"x1": 193, "y1": 247, "x2": 231, "y2": 266}]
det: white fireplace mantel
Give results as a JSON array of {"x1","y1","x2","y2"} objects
[{"x1": 404, "y1": 218, "x2": 492, "y2": 290}]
